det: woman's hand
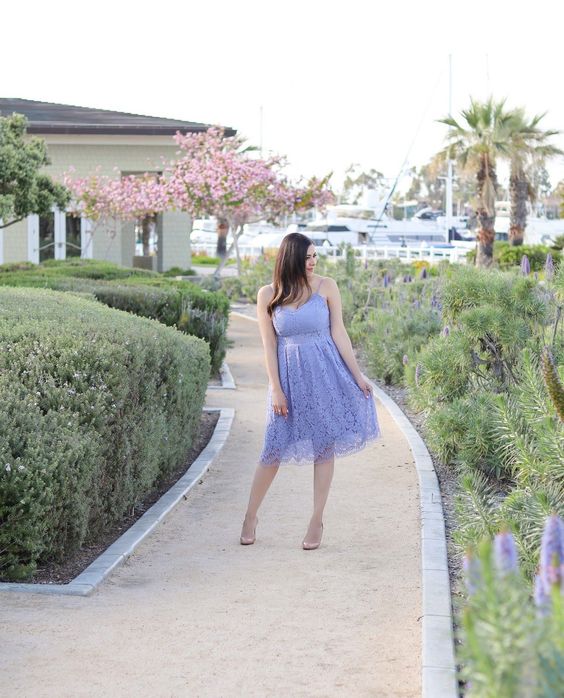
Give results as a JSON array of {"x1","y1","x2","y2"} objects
[
  {"x1": 355, "y1": 373, "x2": 374, "y2": 399},
  {"x1": 272, "y1": 386, "x2": 289, "y2": 418}
]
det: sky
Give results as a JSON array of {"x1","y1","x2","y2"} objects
[{"x1": 4, "y1": 0, "x2": 564, "y2": 195}]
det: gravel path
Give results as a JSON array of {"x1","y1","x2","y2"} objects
[{"x1": 1, "y1": 313, "x2": 421, "y2": 697}]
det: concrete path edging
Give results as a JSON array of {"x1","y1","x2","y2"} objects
[
  {"x1": 370, "y1": 384, "x2": 458, "y2": 698},
  {"x1": 228, "y1": 307, "x2": 459, "y2": 696},
  {"x1": 208, "y1": 360, "x2": 236, "y2": 390},
  {"x1": 0, "y1": 407, "x2": 234, "y2": 597}
]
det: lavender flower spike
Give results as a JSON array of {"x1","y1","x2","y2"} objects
[
  {"x1": 534, "y1": 573, "x2": 551, "y2": 616},
  {"x1": 402, "y1": 354, "x2": 409, "y2": 366},
  {"x1": 419, "y1": 267, "x2": 428, "y2": 280},
  {"x1": 493, "y1": 530, "x2": 519, "y2": 576},
  {"x1": 520, "y1": 254, "x2": 531, "y2": 275},
  {"x1": 545, "y1": 253, "x2": 554, "y2": 280},
  {"x1": 442, "y1": 325, "x2": 450, "y2": 337},
  {"x1": 463, "y1": 553, "x2": 482, "y2": 595},
  {"x1": 383, "y1": 274, "x2": 390, "y2": 288},
  {"x1": 539, "y1": 514, "x2": 564, "y2": 595}
]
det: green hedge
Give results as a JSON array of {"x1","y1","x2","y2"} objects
[
  {"x1": 0, "y1": 287, "x2": 210, "y2": 581},
  {"x1": 0, "y1": 260, "x2": 230, "y2": 373},
  {"x1": 465, "y1": 242, "x2": 561, "y2": 271}
]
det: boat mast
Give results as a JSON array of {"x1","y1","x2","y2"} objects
[{"x1": 445, "y1": 54, "x2": 454, "y2": 242}]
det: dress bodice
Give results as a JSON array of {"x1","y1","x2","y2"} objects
[{"x1": 272, "y1": 293, "x2": 330, "y2": 339}]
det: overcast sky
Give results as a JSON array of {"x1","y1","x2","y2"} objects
[{"x1": 4, "y1": 0, "x2": 564, "y2": 194}]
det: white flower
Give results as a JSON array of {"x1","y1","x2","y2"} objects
[{"x1": 5, "y1": 464, "x2": 11, "y2": 473}]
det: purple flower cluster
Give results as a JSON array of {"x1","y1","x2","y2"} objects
[
  {"x1": 463, "y1": 516, "x2": 564, "y2": 614},
  {"x1": 493, "y1": 530, "x2": 519, "y2": 576},
  {"x1": 534, "y1": 514, "x2": 564, "y2": 615},
  {"x1": 402, "y1": 354, "x2": 409, "y2": 366},
  {"x1": 419, "y1": 267, "x2": 428, "y2": 280},
  {"x1": 463, "y1": 553, "x2": 482, "y2": 596},
  {"x1": 383, "y1": 273, "x2": 390, "y2": 288},
  {"x1": 442, "y1": 325, "x2": 450, "y2": 337},
  {"x1": 520, "y1": 254, "x2": 531, "y2": 276}
]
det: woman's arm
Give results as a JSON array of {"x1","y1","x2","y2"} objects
[
  {"x1": 325, "y1": 277, "x2": 373, "y2": 398},
  {"x1": 257, "y1": 285, "x2": 289, "y2": 416}
]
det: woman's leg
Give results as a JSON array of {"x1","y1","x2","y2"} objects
[
  {"x1": 303, "y1": 456, "x2": 335, "y2": 547},
  {"x1": 241, "y1": 463, "x2": 279, "y2": 540}
]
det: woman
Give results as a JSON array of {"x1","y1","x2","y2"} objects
[{"x1": 240, "y1": 233, "x2": 380, "y2": 550}]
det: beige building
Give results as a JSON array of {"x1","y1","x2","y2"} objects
[{"x1": 0, "y1": 99, "x2": 235, "y2": 271}]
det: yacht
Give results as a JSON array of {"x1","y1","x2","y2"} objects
[{"x1": 304, "y1": 204, "x2": 473, "y2": 246}]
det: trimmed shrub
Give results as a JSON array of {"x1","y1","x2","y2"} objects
[
  {"x1": 0, "y1": 287, "x2": 210, "y2": 580},
  {"x1": 0, "y1": 260, "x2": 230, "y2": 374}
]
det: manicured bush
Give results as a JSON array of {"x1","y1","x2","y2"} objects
[
  {"x1": 0, "y1": 287, "x2": 210, "y2": 580},
  {"x1": 0, "y1": 260, "x2": 230, "y2": 373}
]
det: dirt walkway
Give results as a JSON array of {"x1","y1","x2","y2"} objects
[{"x1": 1, "y1": 313, "x2": 421, "y2": 697}]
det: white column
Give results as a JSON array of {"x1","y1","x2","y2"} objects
[
  {"x1": 28, "y1": 215, "x2": 39, "y2": 264},
  {"x1": 54, "y1": 208, "x2": 66, "y2": 260},
  {"x1": 81, "y1": 218, "x2": 94, "y2": 259}
]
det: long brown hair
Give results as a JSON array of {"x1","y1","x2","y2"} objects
[{"x1": 267, "y1": 232, "x2": 314, "y2": 316}]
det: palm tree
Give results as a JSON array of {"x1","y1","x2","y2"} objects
[
  {"x1": 506, "y1": 110, "x2": 562, "y2": 246},
  {"x1": 439, "y1": 98, "x2": 515, "y2": 267}
]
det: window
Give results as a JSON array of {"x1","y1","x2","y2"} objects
[
  {"x1": 66, "y1": 215, "x2": 82, "y2": 257},
  {"x1": 39, "y1": 213, "x2": 55, "y2": 262},
  {"x1": 135, "y1": 214, "x2": 158, "y2": 256}
]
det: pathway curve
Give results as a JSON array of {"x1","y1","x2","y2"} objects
[{"x1": 1, "y1": 313, "x2": 421, "y2": 697}]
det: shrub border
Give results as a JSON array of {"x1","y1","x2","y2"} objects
[
  {"x1": 370, "y1": 383, "x2": 458, "y2": 698},
  {"x1": 0, "y1": 406, "x2": 234, "y2": 597}
]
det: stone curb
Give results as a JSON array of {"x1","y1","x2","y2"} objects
[
  {"x1": 0, "y1": 407, "x2": 235, "y2": 597},
  {"x1": 370, "y1": 384, "x2": 458, "y2": 698},
  {"x1": 207, "y1": 361, "x2": 236, "y2": 390}
]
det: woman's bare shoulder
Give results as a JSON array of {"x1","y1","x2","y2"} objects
[
  {"x1": 318, "y1": 275, "x2": 338, "y2": 292},
  {"x1": 257, "y1": 284, "x2": 275, "y2": 304}
]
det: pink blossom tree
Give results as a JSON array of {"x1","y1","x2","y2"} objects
[{"x1": 166, "y1": 127, "x2": 334, "y2": 276}]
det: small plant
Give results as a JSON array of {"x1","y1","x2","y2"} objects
[{"x1": 459, "y1": 518, "x2": 564, "y2": 696}]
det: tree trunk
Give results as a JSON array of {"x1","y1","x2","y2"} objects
[
  {"x1": 216, "y1": 218, "x2": 228, "y2": 259},
  {"x1": 233, "y1": 224, "x2": 243, "y2": 276},
  {"x1": 475, "y1": 210, "x2": 496, "y2": 268},
  {"x1": 508, "y1": 170, "x2": 528, "y2": 246},
  {"x1": 141, "y1": 215, "x2": 153, "y2": 256},
  {"x1": 475, "y1": 154, "x2": 498, "y2": 267}
]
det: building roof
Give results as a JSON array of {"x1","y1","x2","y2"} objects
[{"x1": 0, "y1": 98, "x2": 236, "y2": 137}]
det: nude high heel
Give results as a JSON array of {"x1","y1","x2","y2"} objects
[
  {"x1": 302, "y1": 522, "x2": 323, "y2": 550},
  {"x1": 240, "y1": 516, "x2": 258, "y2": 545}
]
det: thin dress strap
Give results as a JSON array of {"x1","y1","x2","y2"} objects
[{"x1": 316, "y1": 278, "x2": 324, "y2": 294}]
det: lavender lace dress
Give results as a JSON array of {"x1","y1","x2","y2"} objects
[{"x1": 259, "y1": 285, "x2": 380, "y2": 466}]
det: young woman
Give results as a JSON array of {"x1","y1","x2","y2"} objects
[{"x1": 240, "y1": 233, "x2": 380, "y2": 550}]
